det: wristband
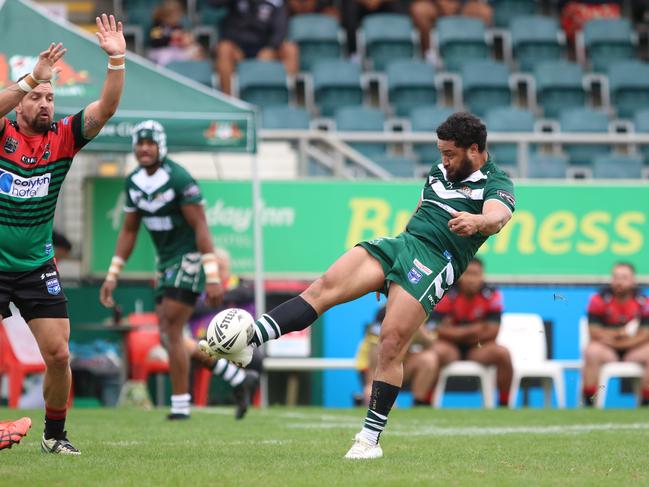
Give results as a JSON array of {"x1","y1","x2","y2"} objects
[
  {"x1": 201, "y1": 253, "x2": 221, "y2": 284},
  {"x1": 108, "y1": 54, "x2": 126, "y2": 71},
  {"x1": 17, "y1": 74, "x2": 39, "y2": 93},
  {"x1": 106, "y1": 255, "x2": 125, "y2": 281}
]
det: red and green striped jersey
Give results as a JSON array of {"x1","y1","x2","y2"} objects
[{"x1": 0, "y1": 111, "x2": 91, "y2": 271}]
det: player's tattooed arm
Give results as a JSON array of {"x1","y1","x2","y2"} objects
[{"x1": 83, "y1": 114, "x2": 102, "y2": 139}]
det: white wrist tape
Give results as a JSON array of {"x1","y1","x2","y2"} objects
[
  {"x1": 106, "y1": 255, "x2": 125, "y2": 281},
  {"x1": 17, "y1": 74, "x2": 39, "y2": 93},
  {"x1": 201, "y1": 253, "x2": 221, "y2": 284}
]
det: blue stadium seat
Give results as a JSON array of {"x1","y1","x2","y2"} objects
[
  {"x1": 491, "y1": 0, "x2": 537, "y2": 28},
  {"x1": 409, "y1": 105, "x2": 454, "y2": 165},
  {"x1": 334, "y1": 106, "x2": 386, "y2": 157},
  {"x1": 261, "y1": 106, "x2": 310, "y2": 129},
  {"x1": 236, "y1": 60, "x2": 289, "y2": 109},
  {"x1": 534, "y1": 60, "x2": 585, "y2": 118},
  {"x1": 484, "y1": 107, "x2": 535, "y2": 169},
  {"x1": 312, "y1": 60, "x2": 363, "y2": 117},
  {"x1": 608, "y1": 60, "x2": 649, "y2": 119},
  {"x1": 436, "y1": 16, "x2": 488, "y2": 72},
  {"x1": 386, "y1": 60, "x2": 436, "y2": 117},
  {"x1": 559, "y1": 107, "x2": 610, "y2": 166},
  {"x1": 592, "y1": 153, "x2": 643, "y2": 179},
  {"x1": 166, "y1": 60, "x2": 214, "y2": 87},
  {"x1": 633, "y1": 109, "x2": 649, "y2": 164},
  {"x1": 289, "y1": 14, "x2": 342, "y2": 72},
  {"x1": 371, "y1": 154, "x2": 417, "y2": 178},
  {"x1": 527, "y1": 153, "x2": 568, "y2": 179},
  {"x1": 461, "y1": 60, "x2": 511, "y2": 116},
  {"x1": 583, "y1": 18, "x2": 635, "y2": 73},
  {"x1": 511, "y1": 16, "x2": 563, "y2": 72},
  {"x1": 361, "y1": 14, "x2": 415, "y2": 71}
]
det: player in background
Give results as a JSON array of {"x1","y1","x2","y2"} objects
[
  {"x1": 99, "y1": 121, "x2": 256, "y2": 420},
  {"x1": 582, "y1": 262, "x2": 649, "y2": 406},
  {"x1": 0, "y1": 14, "x2": 125, "y2": 455},
  {"x1": 202, "y1": 112, "x2": 516, "y2": 459},
  {"x1": 431, "y1": 257, "x2": 512, "y2": 407}
]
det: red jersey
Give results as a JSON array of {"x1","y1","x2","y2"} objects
[
  {"x1": 587, "y1": 287, "x2": 649, "y2": 328},
  {"x1": 0, "y1": 112, "x2": 90, "y2": 271},
  {"x1": 433, "y1": 286, "x2": 503, "y2": 326}
]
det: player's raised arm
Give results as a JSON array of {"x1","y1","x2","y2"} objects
[
  {"x1": 0, "y1": 43, "x2": 66, "y2": 121},
  {"x1": 82, "y1": 14, "x2": 126, "y2": 139},
  {"x1": 448, "y1": 197, "x2": 513, "y2": 237}
]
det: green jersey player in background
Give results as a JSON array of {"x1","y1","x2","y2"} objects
[
  {"x1": 100, "y1": 121, "x2": 257, "y2": 420},
  {"x1": 202, "y1": 112, "x2": 516, "y2": 459}
]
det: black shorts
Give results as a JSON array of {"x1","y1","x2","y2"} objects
[
  {"x1": 0, "y1": 259, "x2": 68, "y2": 322},
  {"x1": 155, "y1": 287, "x2": 199, "y2": 307}
]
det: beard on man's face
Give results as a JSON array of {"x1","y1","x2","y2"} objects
[
  {"x1": 28, "y1": 113, "x2": 52, "y2": 133},
  {"x1": 447, "y1": 154, "x2": 474, "y2": 182}
]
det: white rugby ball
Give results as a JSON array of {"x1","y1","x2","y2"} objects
[{"x1": 206, "y1": 308, "x2": 255, "y2": 355}]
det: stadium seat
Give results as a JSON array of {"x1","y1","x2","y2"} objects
[
  {"x1": 608, "y1": 60, "x2": 649, "y2": 119},
  {"x1": 433, "y1": 362, "x2": 496, "y2": 408},
  {"x1": 461, "y1": 60, "x2": 512, "y2": 117},
  {"x1": 559, "y1": 107, "x2": 610, "y2": 166},
  {"x1": 497, "y1": 313, "x2": 565, "y2": 408},
  {"x1": 409, "y1": 105, "x2": 453, "y2": 165},
  {"x1": 527, "y1": 153, "x2": 568, "y2": 179},
  {"x1": 386, "y1": 60, "x2": 436, "y2": 117},
  {"x1": 491, "y1": 0, "x2": 537, "y2": 28},
  {"x1": 436, "y1": 16, "x2": 488, "y2": 72},
  {"x1": 289, "y1": 14, "x2": 342, "y2": 72},
  {"x1": 196, "y1": 0, "x2": 228, "y2": 26},
  {"x1": 633, "y1": 109, "x2": 649, "y2": 163},
  {"x1": 166, "y1": 60, "x2": 214, "y2": 88},
  {"x1": 534, "y1": 60, "x2": 585, "y2": 118},
  {"x1": 236, "y1": 60, "x2": 290, "y2": 109},
  {"x1": 334, "y1": 106, "x2": 386, "y2": 157},
  {"x1": 370, "y1": 154, "x2": 417, "y2": 177},
  {"x1": 484, "y1": 106, "x2": 535, "y2": 169},
  {"x1": 360, "y1": 14, "x2": 416, "y2": 71},
  {"x1": 582, "y1": 18, "x2": 635, "y2": 73},
  {"x1": 261, "y1": 106, "x2": 310, "y2": 129},
  {"x1": 510, "y1": 16, "x2": 563, "y2": 73},
  {"x1": 592, "y1": 153, "x2": 643, "y2": 179},
  {"x1": 312, "y1": 60, "x2": 363, "y2": 117}
]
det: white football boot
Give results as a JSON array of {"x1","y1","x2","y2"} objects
[
  {"x1": 344, "y1": 434, "x2": 383, "y2": 460},
  {"x1": 198, "y1": 340, "x2": 253, "y2": 368}
]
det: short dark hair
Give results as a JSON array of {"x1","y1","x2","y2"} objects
[
  {"x1": 468, "y1": 257, "x2": 484, "y2": 268},
  {"x1": 613, "y1": 261, "x2": 636, "y2": 274},
  {"x1": 436, "y1": 112, "x2": 487, "y2": 152}
]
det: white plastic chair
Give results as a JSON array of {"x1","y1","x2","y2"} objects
[
  {"x1": 433, "y1": 361, "x2": 496, "y2": 408},
  {"x1": 497, "y1": 313, "x2": 565, "y2": 408},
  {"x1": 579, "y1": 317, "x2": 644, "y2": 408}
]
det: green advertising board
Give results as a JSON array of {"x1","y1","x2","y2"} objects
[{"x1": 85, "y1": 179, "x2": 649, "y2": 282}]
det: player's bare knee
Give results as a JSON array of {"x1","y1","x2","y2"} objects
[
  {"x1": 303, "y1": 273, "x2": 337, "y2": 308},
  {"x1": 378, "y1": 330, "x2": 405, "y2": 365},
  {"x1": 44, "y1": 345, "x2": 70, "y2": 370}
]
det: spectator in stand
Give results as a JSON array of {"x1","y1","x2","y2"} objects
[
  {"x1": 147, "y1": 0, "x2": 204, "y2": 66},
  {"x1": 342, "y1": 0, "x2": 408, "y2": 55},
  {"x1": 210, "y1": 0, "x2": 298, "y2": 95},
  {"x1": 558, "y1": 0, "x2": 622, "y2": 44},
  {"x1": 582, "y1": 262, "x2": 649, "y2": 407},
  {"x1": 288, "y1": 0, "x2": 340, "y2": 18},
  {"x1": 431, "y1": 257, "x2": 512, "y2": 407},
  {"x1": 410, "y1": 0, "x2": 493, "y2": 54}
]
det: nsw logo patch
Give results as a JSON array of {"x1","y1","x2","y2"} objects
[
  {"x1": 46, "y1": 278, "x2": 61, "y2": 295},
  {"x1": 407, "y1": 267, "x2": 423, "y2": 284}
]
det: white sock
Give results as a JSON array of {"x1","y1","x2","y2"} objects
[
  {"x1": 253, "y1": 314, "x2": 281, "y2": 345},
  {"x1": 213, "y1": 358, "x2": 246, "y2": 387},
  {"x1": 170, "y1": 393, "x2": 191, "y2": 415},
  {"x1": 358, "y1": 409, "x2": 388, "y2": 446}
]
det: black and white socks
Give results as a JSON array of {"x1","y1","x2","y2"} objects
[
  {"x1": 249, "y1": 296, "x2": 318, "y2": 347},
  {"x1": 213, "y1": 358, "x2": 245, "y2": 387},
  {"x1": 359, "y1": 381, "x2": 401, "y2": 446}
]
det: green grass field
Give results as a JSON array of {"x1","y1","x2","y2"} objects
[{"x1": 2, "y1": 407, "x2": 648, "y2": 486}]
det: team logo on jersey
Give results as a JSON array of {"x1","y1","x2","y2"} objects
[
  {"x1": 44, "y1": 243, "x2": 53, "y2": 255},
  {"x1": 42, "y1": 144, "x2": 51, "y2": 161},
  {"x1": 458, "y1": 186, "x2": 473, "y2": 198},
  {"x1": 3, "y1": 136, "x2": 18, "y2": 154},
  {"x1": 497, "y1": 190, "x2": 515, "y2": 207},
  {"x1": 45, "y1": 278, "x2": 61, "y2": 295},
  {"x1": 443, "y1": 250, "x2": 453, "y2": 261},
  {"x1": 0, "y1": 168, "x2": 51, "y2": 198},
  {"x1": 407, "y1": 267, "x2": 423, "y2": 284}
]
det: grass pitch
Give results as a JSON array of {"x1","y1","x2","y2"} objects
[{"x1": 1, "y1": 407, "x2": 648, "y2": 486}]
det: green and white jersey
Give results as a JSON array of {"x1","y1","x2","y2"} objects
[
  {"x1": 124, "y1": 158, "x2": 203, "y2": 268},
  {"x1": 406, "y1": 157, "x2": 515, "y2": 273}
]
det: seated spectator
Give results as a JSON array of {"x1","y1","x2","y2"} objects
[
  {"x1": 342, "y1": 0, "x2": 407, "y2": 54},
  {"x1": 288, "y1": 0, "x2": 339, "y2": 18},
  {"x1": 410, "y1": 0, "x2": 493, "y2": 53},
  {"x1": 355, "y1": 306, "x2": 438, "y2": 406},
  {"x1": 147, "y1": 0, "x2": 205, "y2": 66},
  {"x1": 210, "y1": 0, "x2": 298, "y2": 95},
  {"x1": 52, "y1": 229, "x2": 72, "y2": 260},
  {"x1": 558, "y1": 0, "x2": 621, "y2": 44},
  {"x1": 431, "y1": 257, "x2": 512, "y2": 407},
  {"x1": 582, "y1": 262, "x2": 649, "y2": 407}
]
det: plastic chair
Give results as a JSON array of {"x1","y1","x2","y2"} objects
[
  {"x1": 633, "y1": 109, "x2": 649, "y2": 163},
  {"x1": 360, "y1": 14, "x2": 415, "y2": 71},
  {"x1": 534, "y1": 60, "x2": 585, "y2": 118},
  {"x1": 312, "y1": 59, "x2": 363, "y2": 116},
  {"x1": 496, "y1": 313, "x2": 565, "y2": 408},
  {"x1": 236, "y1": 60, "x2": 289, "y2": 109},
  {"x1": 370, "y1": 154, "x2": 417, "y2": 177},
  {"x1": 511, "y1": 15, "x2": 563, "y2": 72},
  {"x1": 559, "y1": 107, "x2": 610, "y2": 167},
  {"x1": 261, "y1": 106, "x2": 310, "y2": 129},
  {"x1": 386, "y1": 59, "x2": 436, "y2": 117},
  {"x1": 289, "y1": 14, "x2": 342, "y2": 71},
  {"x1": 409, "y1": 105, "x2": 453, "y2": 165},
  {"x1": 608, "y1": 60, "x2": 649, "y2": 119},
  {"x1": 527, "y1": 153, "x2": 568, "y2": 179},
  {"x1": 166, "y1": 60, "x2": 214, "y2": 87},
  {"x1": 484, "y1": 106, "x2": 535, "y2": 168},
  {"x1": 433, "y1": 361, "x2": 496, "y2": 408},
  {"x1": 0, "y1": 304, "x2": 46, "y2": 408},
  {"x1": 592, "y1": 153, "x2": 643, "y2": 179},
  {"x1": 334, "y1": 106, "x2": 386, "y2": 157},
  {"x1": 491, "y1": 0, "x2": 537, "y2": 28},
  {"x1": 437, "y1": 16, "x2": 488, "y2": 72},
  {"x1": 583, "y1": 18, "x2": 635, "y2": 73},
  {"x1": 461, "y1": 60, "x2": 512, "y2": 116}
]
